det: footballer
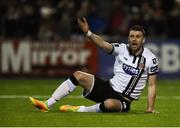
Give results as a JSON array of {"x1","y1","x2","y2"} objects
[{"x1": 29, "y1": 18, "x2": 159, "y2": 113}]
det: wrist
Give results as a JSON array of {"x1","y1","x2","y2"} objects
[{"x1": 86, "y1": 30, "x2": 92, "y2": 37}]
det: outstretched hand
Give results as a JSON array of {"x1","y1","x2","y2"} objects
[{"x1": 77, "y1": 18, "x2": 89, "y2": 33}]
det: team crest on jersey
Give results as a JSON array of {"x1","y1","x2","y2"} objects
[
  {"x1": 139, "y1": 63, "x2": 145, "y2": 69},
  {"x1": 122, "y1": 63, "x2": 139, "y2": 76}
]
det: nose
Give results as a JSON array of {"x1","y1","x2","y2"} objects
[{"x1": 132, "y1": 37, "x2": 136, "y2": 42}]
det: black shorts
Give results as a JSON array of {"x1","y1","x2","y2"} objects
[{"x1": 83, "y1": 76, "x2": 131, "y2": 112}]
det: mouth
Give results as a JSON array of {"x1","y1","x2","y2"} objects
[{"x1": 131, "y1": 42, "x2": 137, "y2": 48}]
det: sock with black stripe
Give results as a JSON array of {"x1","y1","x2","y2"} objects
[{"x1": 47, "y1": 75, "x2": 78, "y2": 108}]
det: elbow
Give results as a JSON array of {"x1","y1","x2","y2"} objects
[{"x1": 102, "y1": 42, "x2": 112, "y2": 53}]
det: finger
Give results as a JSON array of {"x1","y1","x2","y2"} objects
[
  {"x1": 146, "y1": 110, "x2": 159, "y2": 114},
  {"x1": 83, "y1": 18, "x2": 86, "y2": 23},
  {"x1": 77, "y1": 18, "x2": 81, "y2": 24},
  {"x1": 153, "y1": 111, "x2": 159, "y2": 114},
  {"x1": 145, "y1": 111, "x2": 152, "y2": 113}
]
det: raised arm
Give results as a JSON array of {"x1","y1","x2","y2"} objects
[
  {"x1": 77, "y1": 18, "x2": 113, "y2": 53},
  {"x1": 146, "y1": 74, "x2": 158, "y2": 113}
]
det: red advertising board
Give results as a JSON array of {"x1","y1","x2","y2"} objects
[{"x1": 0, "y1": 37, "x2": 98, "y2": 77}]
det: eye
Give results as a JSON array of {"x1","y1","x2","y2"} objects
[
  {"x1": 130, "y1": 35, "x2": 134, "y2": 38},
  {"x1": 136, "y1": 35, "x2": 140, "y2": 38}
]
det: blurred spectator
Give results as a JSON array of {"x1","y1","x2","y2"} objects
[
  {"x1": 107, "y1": 0, "x2": 128, "y2": 36},
  {"x1": 0, "y1": 0, "x2": 179, "y2": 40},
  {"x1": 21, "y1": 3, "x2": 40, "y2": 39},
  {"x1": 76, "y1": 0, "x2": 90, "y2": 18},
  {"x1": 87, "y1": 3, "x2": 107, "y2": 34},
  {"x1": 167, "y1": 0, "x2": 180, "y2": 38},
  {"x1": 140, "y1": 1, "x2": 154, "y2": 37},
  {"x1": 151, "y1": 0, "x2": 167, "y2": 38},
  {"x1": 56, "y1": 12, "x2": 73, "y2": 39},
  {"x1": 2, "y1": 1, "x2": 22, "y2": 37},
  {"x1": 128, "y1": 6, "x2": 144, "y2": 30},
  {"x1": 38, "y1": 19, "x2": 55, "y2": 41}
]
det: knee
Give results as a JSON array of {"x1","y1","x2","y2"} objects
[
  {"x1": 103, "y1": 99, "x2": 121, "y2": 112},
  {"x1": 73, "y1": 71, "x2": 84, "y2": 81}
]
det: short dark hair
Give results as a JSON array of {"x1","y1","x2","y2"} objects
[{"x1": 129, "y1": 25, "x2": 145, "y2": 37}]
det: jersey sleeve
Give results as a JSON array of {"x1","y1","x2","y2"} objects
[
  {"x1": 109, "y1": 43, "x2": 124, "y2": 56},
  {"x1": 148, "y1": 54, "x2": 159, "y2": 75}
]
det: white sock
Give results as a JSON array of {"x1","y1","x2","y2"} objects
[
  {"x1": 47, "y1": 79, "x2": 76, "y2": 107},
  {"x1": 47, "y1": 97, "x2": 56, "y2": 108},
  {"x1": 77, "y1": 103, "x2": 101, "y2": 112}
]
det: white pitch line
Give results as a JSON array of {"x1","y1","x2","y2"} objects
[
  {"x1": 0, "y1": 95, "x2": 180, "y2": 100},
  {"x1": 0, "y1": 95, "x2": 82, "y2": 99}
]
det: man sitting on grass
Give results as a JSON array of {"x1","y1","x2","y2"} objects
[{"x1": 29, "y1": 18, "x2": 159, "y2": 113}]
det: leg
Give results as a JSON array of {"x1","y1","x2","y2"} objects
[
  {"x1": 99, "y1": 98, "x2": 122, "y2": 112},
  {"x1": 75, "y1": 98, "x2": 122, "y2": 112},
  {"x1": 73, "y1": 71, "x2": 94, "y2": 91},
  {"x1": 51, "y1": 71, "x2": 94, "y2": 102},
  {"x1": 29, "y1": 70, "x2": 94, "y2": 111},
  {"x1": 59, "y1": 77, "x2": 125, "y2": 113},
  {"x1": 59, "y1": 99, "x2": 122, "y2": 113},
  {"x1": 77, "y1": 76, "x2": 131, "y2": 112}
]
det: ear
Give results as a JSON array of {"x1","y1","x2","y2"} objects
[
  {"x1": 128, "y1": 36, "x2": 130, "y2": 42},
  {"x1": 143, "y1": 38, "x2": 145, "y2": 43}
]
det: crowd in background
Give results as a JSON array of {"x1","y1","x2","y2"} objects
[{"x1": 0, "y1": 0, "x2": 180, "y2": 41}]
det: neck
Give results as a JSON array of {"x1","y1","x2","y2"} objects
[{"x1": 130, "y1": 46, "x2": 143, "y2": 56}]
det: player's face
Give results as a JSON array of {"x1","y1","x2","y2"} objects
[{"x1": 128, "y1": 30, "x2": 145, "y2": 53}]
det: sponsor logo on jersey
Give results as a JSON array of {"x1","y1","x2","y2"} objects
[
  {"x1": 122, "y1": 63, "x2": 139, "y2": 76},
  {"x1": 151, "y1": 65, "x2": 158, "y2": 72}
]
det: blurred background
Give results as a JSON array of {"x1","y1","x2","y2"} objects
[{"x1": 0, "y1": 0, "x2": 180, "y2": 79}]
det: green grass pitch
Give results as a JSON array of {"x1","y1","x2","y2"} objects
[{"x1": 0, "y1": 78, "x2": 180, "y2": 127}]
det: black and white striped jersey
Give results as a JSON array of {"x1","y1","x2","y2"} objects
[{"x1": 109, "y1": 43, "x2": 158, "y2": 100}]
